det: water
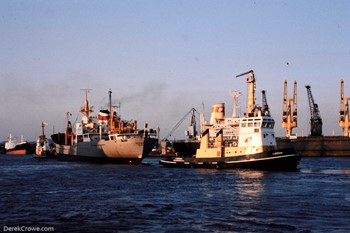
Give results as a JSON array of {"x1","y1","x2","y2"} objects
[{"x1": 0, "y1": 155, "x2": 349, "y2": 232}]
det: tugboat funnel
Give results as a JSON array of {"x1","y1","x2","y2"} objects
[{"x1": 210, "y1": 103, "x2": 225, "y2": 124}]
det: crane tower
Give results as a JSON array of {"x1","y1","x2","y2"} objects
[
  {"x1": 339, "y1": 80, "x2": 350, "y2": 137},
  {"x1": 282, "y1": 80, "x2": 297, "y2": 138}
]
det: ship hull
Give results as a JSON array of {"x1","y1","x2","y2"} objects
[
  {"x1": 173, "y1": 139, "x2": 200, "y2": 157},
  {"x1": 54, "y1": 137, "x2": 156, "y2": 164},
  {"x1": 160, "y1": 148, "x2": 301, "y2": 171},
  {"x1": 5, "y1": 143, "x2": 31, "y2": 155},
  {"x1": 277, "y1": 136, "x2": 350, "y2": 157}
]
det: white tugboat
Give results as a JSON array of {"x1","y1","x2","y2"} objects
[
  {"x1": 34, "y1": 122, "x2": 56, "y2": 158},
  {"x1": 51, "y1": 89, "x2": 158, "y2": 163},
  {"x1": 160, "y1": 70, "x2": 301, "y2": 170}
]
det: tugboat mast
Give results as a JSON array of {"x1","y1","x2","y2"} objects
[{"x1": 230, "y1": 91, "x2": 242, "y2": 118}]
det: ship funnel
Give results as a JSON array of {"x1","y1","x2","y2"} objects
[{"x1": 210, "y1": 103, "x2": 225, "y2": 124}]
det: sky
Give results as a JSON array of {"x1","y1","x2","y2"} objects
[{"x1": 1, "y1": 0, "x2": 350, "y2": 141}]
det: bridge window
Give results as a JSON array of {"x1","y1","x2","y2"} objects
[{"x1": 254, "y1": 122, "x2": 261, "y2": 127}]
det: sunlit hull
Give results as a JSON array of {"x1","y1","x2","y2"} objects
[{"x1": 54, "y1": 136, "x2": 156, "y2": 164}]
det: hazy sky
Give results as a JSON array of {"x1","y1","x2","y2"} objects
[{"x1": 1, "y1": 0, "x2": 350, "y2": 141}]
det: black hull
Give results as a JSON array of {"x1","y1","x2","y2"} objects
[
  {"x1": 159, "y1": 148, "x2": 301, "y2": 171},
  {"x1": 5, "y1": 143, "x2": 32, "y2": 155},
  {"x1": 173, "y1": 140, "x2": 200, "y2": 157},
  {"x1": 56, "y1": 154, "x2": 142, "y2": 164},
  {"x1": 33, "y1": 155, "x2": 58, "y2": 159},
  {"x1": 33, "y1": 152, "x2": 58, "y2": 159}
]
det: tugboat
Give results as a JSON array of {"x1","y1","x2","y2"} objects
[
  {"x1": 33, "y1": 122, "x2": 56, "y2": 159},
  {"x1": 160, "y1": 70, "x2": 301, "y2": 170},
  {"x1": 4, "y1": 134, "x2": 31, "y2": 155},
  {"x1": 51, "y1": 89, "x2": 158, "y2": 163}
]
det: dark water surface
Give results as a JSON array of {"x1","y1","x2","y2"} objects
[{"x1": 0, "y1": 155, "x2": 349, "y2": 232}]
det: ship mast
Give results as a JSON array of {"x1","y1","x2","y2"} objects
[
  {"x1": 109, "y1": 89, "x2": 114, "y2": 129},
  {"x1": 230, "y1": 91, "x2": 242, "y2": 117},
  {"x1": 80, "y1": 89, "x2": 93, "y2": 118},
  {"x1": 236, "y1": 70, "x2": 255, "y2": 116},
  {"x1": 41, "y1": 121, "x2": 47, "y2": 139}
]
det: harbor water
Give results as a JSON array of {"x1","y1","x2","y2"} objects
[{"x1": 0, "y1": 155, "x2": 349, "y2": 232}]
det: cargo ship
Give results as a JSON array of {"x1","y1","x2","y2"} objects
[
  {"x1": 4, "y1": 134, "x2": 31, "y2": 155},
  {"x1": 161, "y1": 70, "x2": 301, "y2": 170},
  {"x1": 51, "y1": 89, "x2": 158, "y2": 163}
]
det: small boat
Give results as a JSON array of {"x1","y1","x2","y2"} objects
[
  {"x1": 160, "y1": 70, "x2": 301, "y2": 170},
  {"x1": 33, "y1": 122, "x2": 56, "y2": 159},
  {"x1": 4, "y1": 134, "x2": 31, "y2": 155},
  {"x1": 51, "y1": 89, "x2": 158, "y2": 163}
]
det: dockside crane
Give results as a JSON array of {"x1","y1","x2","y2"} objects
[
  {"x1": 339, "y1": 80, "x2": 350, "y2": 137},
  {"x1": 305, "y1": 85, "x2": 323, "y2": 136},
  {"x1": 261, "y1": 90, "x2": 270, "y2": 116},
  {"x1": 282, "y1": 80, "x2": 298, "y2": 138}
]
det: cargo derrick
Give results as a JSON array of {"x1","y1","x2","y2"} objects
[
  {"x1": 282, "y1": 80, "x2": 298, "y2": 138},
  {"x1": 163, "y1": 108, "x2": 198, "y2": 140},
  {"x1": 339, "y1": 80, "x2": 350, "y2": 137},
  {"x1": 305, "y1": 85, "x2": 323, "y2": 136}
]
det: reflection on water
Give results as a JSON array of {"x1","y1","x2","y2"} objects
[
  {"x1": 301, "y1": 168, "x2": 350, "y2": 175},
  {"x1": 236, "y1": 170, "x2": 265, "y2": 198}
]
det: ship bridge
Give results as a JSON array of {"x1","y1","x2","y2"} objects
[{"x1": 239, "y1": 116, "x2": 276, "y2": 147}]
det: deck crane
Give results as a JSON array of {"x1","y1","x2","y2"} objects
[
  {"x1": 261, "y1": 90, "x2": 270, "y2": 116},
  {"x1": 305, "y1": 85, "x2": 323, "y2": 136},
  {"x1": 236, "y1": 70, "x2": 256, "y2": 116},
  {"x1": 163, "y1": 108, "x2": 198, "y2": 140},
  {"x1": 282, "y1": 80, "x2": 298, "y2": 138},
  {"x1": 339, "y1": 80, "x2": 350, "y2": 137}
]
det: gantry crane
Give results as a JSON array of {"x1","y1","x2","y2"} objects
[
  {"x1": 305, "y1": 85, "x2": 323, "y2": 136},
  {"x1": 261, "y1": 90, "x2": 270, "y2": 116},
  {"x1": 282, "y1": 80, "x2": 298, "y2": 138},
  {"x1": 339, "y1": 80, "x2": 350, "y2": 137}
]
